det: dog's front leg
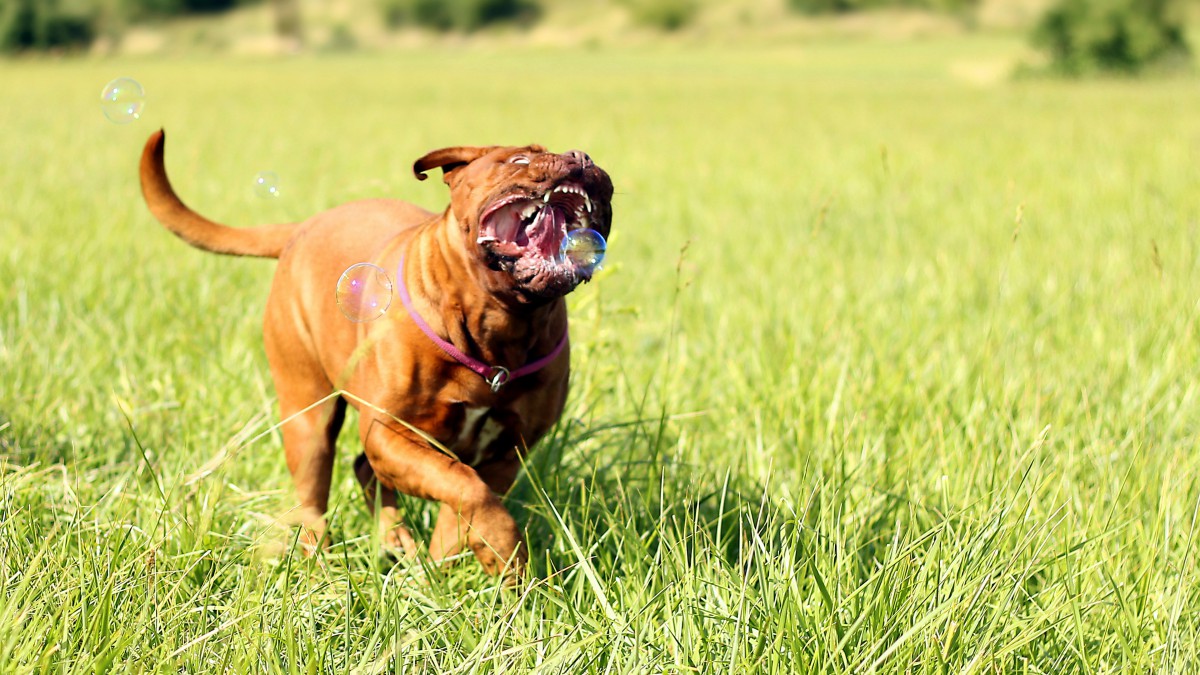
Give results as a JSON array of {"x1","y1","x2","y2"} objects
[
  {"x1": 361, "y1": 419, "x2": 526, "y2": 579},
  {"x1": 278, "y1": 391, "x2": 346, "y2": 553}
]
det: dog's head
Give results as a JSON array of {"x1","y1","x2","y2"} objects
[{"x1": 415, "y1": 144, "x2": 614, "y2": 302}]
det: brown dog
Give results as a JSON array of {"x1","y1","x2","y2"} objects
[{"x1": 139, "y1": 130, "x2": 613, "y2": 577}]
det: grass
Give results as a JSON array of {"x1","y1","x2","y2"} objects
[{"x1": 3, "y1": 37, "x2": 1200, "y2": 672}]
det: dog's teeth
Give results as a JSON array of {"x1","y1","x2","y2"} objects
[
  {"x1": 543, "y1": 192, "x2": 551, "y2": 203},
  {"x1": 584, "y1": 194, "x2": 592, "y2": 212},
  {"x1": 477, "y1": 236, "x2": 497, "y2": 243}
]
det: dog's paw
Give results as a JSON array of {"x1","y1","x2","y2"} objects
[
  {"x1": 382, "y1": 524, "x2": 419, "y2": 559},
  {"x1": 469, "y1": 530, "x2": 527, "y2": 582}
]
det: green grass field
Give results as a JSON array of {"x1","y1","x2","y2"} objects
[{"x1": 3, "y1": 38, "x2": 1200, "y2": 672}]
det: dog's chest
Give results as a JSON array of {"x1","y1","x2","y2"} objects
[{"x1": 449, "y1": 405, "x2": 507, "y2": 466}]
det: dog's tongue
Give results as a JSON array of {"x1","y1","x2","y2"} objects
[{"x1": 528, "y1": 206, "x2": 566, "y2": 258}]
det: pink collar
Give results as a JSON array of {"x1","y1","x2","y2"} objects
[{"x1": 396, "y1": 254, "x2": 568, "y2": 392}]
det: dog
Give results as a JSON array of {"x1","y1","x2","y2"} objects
[{"x1": 139, "y1": 130, "x2": 613, "y2": 578}]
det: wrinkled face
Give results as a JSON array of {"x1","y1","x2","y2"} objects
[{"x1": 415, "y1": 145, "x2": 614, "y2": 301}]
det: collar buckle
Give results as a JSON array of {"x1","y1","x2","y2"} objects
[{"x1": 486, "y1": 366, "x2": 511, "y2": 393}]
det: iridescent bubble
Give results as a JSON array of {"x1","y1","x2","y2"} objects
[
  {"x1": 100, "y1": 77, "x2": 145, "y2": 124},
  {"x1": 254, "y1": 171, "x2": 281, "y2": 198},
  {"x1": 336, "y1": 263, "x2": 393, "y2": 323},
  {"x1": 562, "y1": 229, "x2": 606, "y2": 270}
]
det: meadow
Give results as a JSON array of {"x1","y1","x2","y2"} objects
[{"x1": 2, "y1": 37, "x2": 1200, "y2": 672}]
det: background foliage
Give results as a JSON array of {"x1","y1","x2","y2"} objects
[
  {"x1": 786, "y1": 0, "x2": 979, "y2": 17},
  {"x1": 380, "y1": 0, "x2": 539, "y2": 32},
  {"x1": 1032, "y1": 0, "x2": 1190, "y2": 75},
  {"x1": 0, "y1": 0, "x2": 1122, "y2": 54},
  {"x1": 619, "y1": 0, "x2": 698, "y2": 31},
  {"x1": 0, "y1": 0, "x2": 258, "y2": 51},
  {"x1": 0, "y1": 0, "x2": 96, "y2": 51}
]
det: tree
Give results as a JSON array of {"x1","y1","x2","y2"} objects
[
  {"x1": 0, "y1": 0, "x2": 95, "y2": 51},
  {"x1": 270, "y1": 0, "x2": 302, "y2": 48},
  {"x1": 1033, "y1": 0, "x2": 1190, "y2": 75}
]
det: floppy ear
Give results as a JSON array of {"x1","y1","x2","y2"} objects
[{"x1": 413, "y1": 146, "x2": 498, "y2": 184}]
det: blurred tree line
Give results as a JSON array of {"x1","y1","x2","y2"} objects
[
  {"x1": 0, "y1": 0, "x2": 1192, "y2": 77},
  {"x1": 786, "y1": 0, "x2": 976, "y2": 15},
  {"x1": 0, "y1": 0, "x2": 261, "y2": 51},
  {"x1": 381, "y1": 0, "x2": 539, "y2": 32},
  {"x1": 1032, "y1": 0, "x2": 1190, "y2": 75}
]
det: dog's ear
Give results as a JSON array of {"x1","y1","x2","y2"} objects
[{"x1": 413, "y1": 146, "x2": 498, "y2": 184}]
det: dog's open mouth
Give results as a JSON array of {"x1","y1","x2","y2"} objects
[{"x1": 477, "y1": 182, "x2": 598, "y2": 297}]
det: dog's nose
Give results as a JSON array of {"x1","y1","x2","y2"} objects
[{"x1": 565, "y1": 150, "x2": 592, "y2": 169}]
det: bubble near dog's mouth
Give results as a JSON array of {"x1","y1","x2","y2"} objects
[{"x1": 477, "y1": 182, "x2": 599, "y2": 297}]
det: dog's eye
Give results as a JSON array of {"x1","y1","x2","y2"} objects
[{"x1": 509, "y1": 155, "x2": 530, "y2": 165}]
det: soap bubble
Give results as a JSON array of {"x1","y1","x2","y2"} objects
[
  {"x1": 254, "y1": 172, "x2": 280, "y2": 198},
  {"x1": 562, "y1": 229, "x2": 606, "y2": 269},
  {"x1": 100, "y1": 77, "x2": 145, "y2": 124},
  {"x1": 336, "y1": 263, "x2": 392, "y2": 322}
]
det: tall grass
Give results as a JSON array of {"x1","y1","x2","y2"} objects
[{"x1": 2, "y1": 40, "x2": 1200, "y2": 671}]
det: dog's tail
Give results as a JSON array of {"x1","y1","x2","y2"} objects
[{"x1": 140, "y1": 129, "x2": 297, "y2": 259}]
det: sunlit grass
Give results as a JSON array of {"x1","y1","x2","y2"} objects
[{"x1": 2, "y1": 40, "x2": 1200, "y2": 672}]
